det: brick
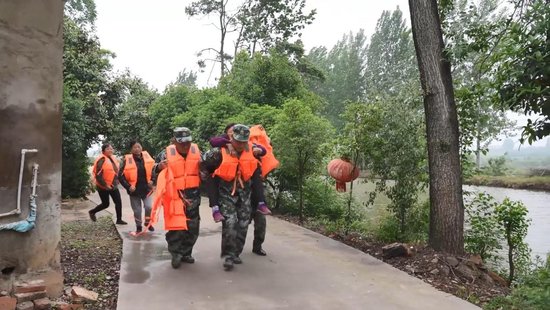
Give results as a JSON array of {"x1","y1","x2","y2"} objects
[
  {"x1": 14, "y1": 291, "x2": 47, "y2": 303},
  {"x1": 70, "y1": 287, "x2": 97, "y2": 302},
  {"x1": 57, "y1": 304, "x2": 82, "y2": 310},
  {"x1": 0, "y1": 296, "x2": 17, "y2": 310},
  {"x1": 15, "y1": 301, "x2": 33, "y2": 310},
  {"x1": 15, "y1": 280, "x2": 46, "y2": 294},
  {"x1": 33, "y1": 298, "x2": 51, "y2": 310}
]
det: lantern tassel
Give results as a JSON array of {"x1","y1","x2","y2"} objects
[{"x1": 336, "y1": 181, "x2": 346, "y2": 192}]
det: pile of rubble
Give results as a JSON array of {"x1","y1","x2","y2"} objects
[{"x1": 0, "y1": 280, "x2": 98, "y2": 310}]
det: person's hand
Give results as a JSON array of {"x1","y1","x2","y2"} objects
[
  {"x1": 253, "y1": 147, "x2": 262, "y2": 156},
  {"x1": 106, "y1": 185, "x2": 113, "y2": 190},
  {"x1": 227, "y1": 144, "x2": 237, "y2": 156},
  {"x1": 158, "y1": 160, "x2": 168, "y2": 170},
  {"x1": 147, "y1": 181, "x2": 154, "y2": 190},
  {"x1": 129, "y1": 186, "x2": 136, "y2": 193}
]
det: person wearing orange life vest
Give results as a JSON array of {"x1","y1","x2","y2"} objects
[
  {"x1": 200, "y1": 124, "x2": 258, "y2": 271},
  {"x1": 209, "y1": 124, "x2": 277, "y2": 256},
  {"x1": 152, "y1": 127, "x2": 202, "y2": 269},
  {"x1": 89, "y1": 143, "x2": 127, "y2": 225},
  {"x1": 118, "y1": 140, "x2": 155, "y2": 235}
]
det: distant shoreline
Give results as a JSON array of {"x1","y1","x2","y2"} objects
[{"x1": 465, "y1": 175, "x2": 550, "y2": 192}]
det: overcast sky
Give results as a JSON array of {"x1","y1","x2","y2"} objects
[
  {"x1": 94, "y1": 0, "x2": 547, "y2": 147},
  {"x1": 95, "y1": 0, "x2": 409, "y2": 90}
]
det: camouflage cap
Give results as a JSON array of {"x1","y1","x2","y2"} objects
[
  {"x1": 232, "y1": 124, "x2": 250, "y2": 142},
  {"x1": 173, "y1": 127, "x2": 192, "y2": 143}
]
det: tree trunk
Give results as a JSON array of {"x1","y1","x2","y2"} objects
[
  {"x1": 219, "y1": 1, "x2": 226, "y2": 78},
  {"x1": 409, "y1": 0, "x2": 464, "y2": 254},
  {"x1": 299, "y1": 169, "x2": 304, "y2": 224},
  {"x1": 476, "y1": 136, "x2": 481, "y2": 170}
]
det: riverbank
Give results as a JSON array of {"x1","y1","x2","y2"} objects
[{"x1": 465, "y1": 175, "x2": 550, "y2": 192}]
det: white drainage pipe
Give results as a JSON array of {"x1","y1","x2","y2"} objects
[{"x1": 0, "y1": 149, "x2": 38, "y2": 218}]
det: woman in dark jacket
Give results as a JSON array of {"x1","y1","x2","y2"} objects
[{"x1": 118, "y1": 140, "x2": 155, "y2": 234}]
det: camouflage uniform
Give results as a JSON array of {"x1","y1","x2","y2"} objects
[
  {"x1": 200, "y1": 147, "x2": 253, "y2": 260},
  {"x1": 200, "y1": 124, "x2": 256, "y2": 269},
  {"x1": 152, "y1": 127, "x2": 201, "y2": 266}
]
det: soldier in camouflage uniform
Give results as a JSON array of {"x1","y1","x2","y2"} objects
[
  {"x1": 152, "y1": 127, "x2": 201, "y2": 269},
  {"x1": 200, "y1": 124, "x2": 257, "y2": 271}
]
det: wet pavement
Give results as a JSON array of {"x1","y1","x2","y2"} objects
[{"x1": 89, "y1": 189, "x2": 479, "y2": 310}]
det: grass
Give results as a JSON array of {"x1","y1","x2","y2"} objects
[{"x1": 466, "y1": 175, "x2": 550, "y2": 191}]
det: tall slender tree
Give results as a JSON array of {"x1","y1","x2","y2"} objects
[{"x1": 409, "y1": 0, "x2": 465, "y2": 254}]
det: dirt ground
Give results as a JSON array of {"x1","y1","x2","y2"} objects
[{"x1": 59, "y1": 199, "x2": 122, "y2": 310}]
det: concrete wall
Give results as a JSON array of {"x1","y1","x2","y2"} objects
[{"x1": 0, "y1": 0, "x2": 64, "y2": 294}]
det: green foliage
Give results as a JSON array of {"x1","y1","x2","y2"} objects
[
  {"x1": 238, "y1": 0, "x2": 316, "y2": 54},
  {"x1": 147, "y1": 85, "x2": 196, "y2": 151},
  {"x1": 219, "y1": 51, "x2": 308, "y2": 107},
  {"x1": 493, "y1": 0, "x2": 550, "y2": 143},
  {"x1": 375, "y1": 200, "x2": 429, "y2": 243},
  {"x1": 465, "y1": 193, "x2": 502, "y2": 262},
  {"x1": 108, "y1": 74, "x2": 159, "y2": 154},
  {"x1": 228, "y1": 104, "x2": 281, "y2": 132},
  {"x1": 464, "y1": 192, "x2": 531, "y2": 283},
  {"x1": 486, "y1": 256, "x2": 550, "y2": 310},
  {"x1": 485, "y1": 155, "x2": 509, "y2": 176},
  {"x1": 172, "y1": 91, "x2": 244, "y2": 149},
  {"x1": 271, "y1": 99, "x2": 333, "y2": 222},
  {"x1": 302, "y1": 178, "x2": 347, "y2": 220},
  {"x1": 62, "y1": 91, "x2": 91, "y2": 198},
  {"x1": 306, "y1": 30, "x2": 369, "y2": 128},
  {"x1": 442, "y1": 0, "x2": 516, "y2": 171},
  {"x1": 62, "y1": 1, "x2": 120, "y2": 197},
  {"x1": 344, "y1": 98, "x2": 427, "y2": 241},
  {"x1": 365, "y1": 7, "x2": 418, "y2": 99},
  {"x1": 495, "y1": 198, "x2": 532, "y2": 284}
]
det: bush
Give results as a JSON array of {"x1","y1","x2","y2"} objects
[
  {"x1": 465, "y1": 192, "x2": 531, "y2": 284},
  {"x1": 465, "y1": 193, "x2": 502, "y2": 263},
  {"x1": 486, "y1": 255, "x2": 550, "y2": 310},
  {"x1": 277, "y1": 177, "x2": 349, "y2": 220},
  {"x1": 374, "y1": 201, "x2": 429, "y2": 243}
]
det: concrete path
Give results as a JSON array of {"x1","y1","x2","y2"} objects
[{"x1": 88, "y1": 189, "x2": 478, "y2": 310}]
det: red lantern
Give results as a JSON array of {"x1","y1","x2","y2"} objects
[{"x1": 327, "y1": 158, "x2": 360, "y2": 192}]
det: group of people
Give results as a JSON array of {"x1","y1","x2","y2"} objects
[{"x1": 89, "y1": 124, "x2": 278, "y2": 271}]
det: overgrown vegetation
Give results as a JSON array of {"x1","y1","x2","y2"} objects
[{"x1": 465, "y1": 193, "x2": 532, "y2": 284}]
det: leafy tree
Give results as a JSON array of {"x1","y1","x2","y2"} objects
[
  {"x1": 172, "y1": 91, "x2": 245, "y2": 149},
  {"x1": 493, "y1": 0, "x2": 550, "y2": 143},
  {"x1": 108, "y1": 74, "x2": 159, "y2": 154},
  {"x1": 147, "y1": 85, "x2": 196, "y2": 151},
  {"x1": 365, "y1": 7, "x2": 418, "y2": 99},
  {"x1": 62, "y1": 0, "x2": 121, "y2": 197},
  {"x1": 409, "y1": 0, "x2": 465, "y2": 254},
  {"x1": 271, "y1": 99, "x2": 333, "y2": 223},
  {"x1": 62, "y1": 89, "x2": 90, "y2": 198},
  {"x1": 443, "y1": 0, "x2": 516, "y2": 170},
  {"x1": 306, "y1": 30, "x2": 369, "y2": 128},
  {"x1": 229, "y1": 104, "x2": 281, "y2": 131},
  {"x1": 236, "y1": 0, "x2": 316, "y2": 54},
  {"x1": 219, "y1": 51, "x2": 308, "y2": 107},
  {"x1": 495, "y1": 198, "x2": 532, "y2": 284},
  {"x1": 171, "y1": 69, "x2": 198, "y2": 89},
  {"x1": 344, "y1": 98, "x2": 427, "y2": 241}
]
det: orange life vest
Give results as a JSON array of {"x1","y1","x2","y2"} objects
[
  {"x1": 249, "y1": 125, "x2": 279, "y2": 178},
  {"x1": 122, "y1": 151, "x2": 155, "y2": 187},
  {"x1": 149, "y1": 168, "x2": 188, "y2": 231},
  {"x1": 213, "y1": 143, "x2": 258, "y2": 183},
  {"x1": 166, "y1": 144, "x2": 201, "y2": 190},
  {"x1": 93, "y1": 154, "x2": 119, "y2": 189}
]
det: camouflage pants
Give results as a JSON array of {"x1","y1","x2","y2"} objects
[
  {"x1": 219, "y1": 180, "x2": 252, "y2": 258},
  {"x1": 165, "y1": 189, "x2": 201, "y2": 257},
  {"x1": 251, "y1": 210, "x2": 266, "y2": 251}
]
